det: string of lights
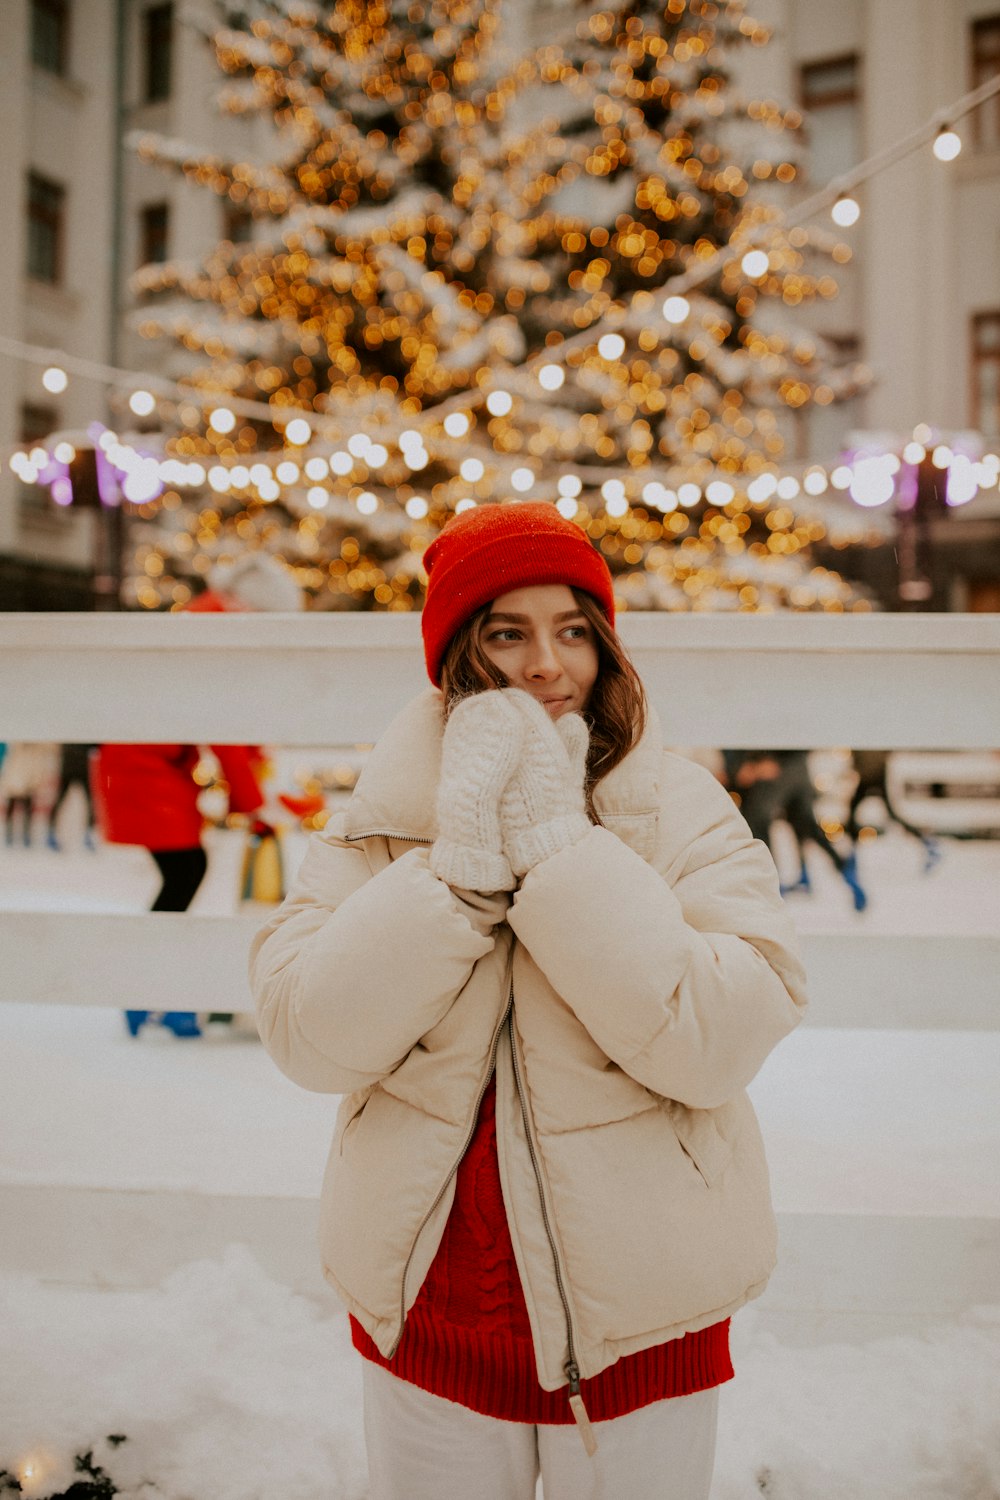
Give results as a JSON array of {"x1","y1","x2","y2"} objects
[{"x1": 2, "y1": 69, "x2": 998, "y2": 463}]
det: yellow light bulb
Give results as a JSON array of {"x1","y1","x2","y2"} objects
[
  {"x1": 932, "y1": 127, "x2": 961, "y2": 162},
  {"x1": 662, "y1": 295, "x2": 690, "y2": 323},
  {"x1": 741, "y1": 250, "x2": 769, "y2": 279},
  {"x1": 831, "y1": 195, "x2": 860, "y2": 227}
]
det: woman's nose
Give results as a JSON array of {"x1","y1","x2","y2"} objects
[{"x1": 525, "y1": 639, "x2": 561, "y2": 679}]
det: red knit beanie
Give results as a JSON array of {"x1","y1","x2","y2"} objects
[{"x1": 421, "y1": 502, "x2": 616, "y2": 686}]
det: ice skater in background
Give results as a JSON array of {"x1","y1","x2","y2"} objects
[
  {"x1": 46, "y1": 743, "x2": 99, "y2": 852},
  {"x1": 94, "y1": 554, "x2": 302, "y2": 1038},
  {"x1": 1, "y1": 742, "x2": 58, "y2": 848},
  {"x1": 845, "y1": 750, "x2": 941, "y2": 874},
  {"x1": 722, "y1": 750, "x2": 868, "y2": 912}
]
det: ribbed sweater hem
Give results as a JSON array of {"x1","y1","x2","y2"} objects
[{"x1": 350, "y1": 1311, "x2": 733, "y2": 1424}]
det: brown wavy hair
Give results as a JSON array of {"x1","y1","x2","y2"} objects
[{"x1": 439, "y1": 588, "x2": 646, "y2": 810}]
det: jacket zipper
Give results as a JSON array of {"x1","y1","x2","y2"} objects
[
  {"x1": 386, "y1": 993, "x2": 511, "y2": 1360},
  {"x1": 344, "y1": 830, "x2": 432, "y2": 844},
  {"x1": 508, "y1": 1006, "x2": 598, "y2": 1456},
  {"x1": 348, "y1": 829, "x2": 597, "y2": 1452}
]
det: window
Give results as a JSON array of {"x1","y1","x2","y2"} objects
[
  {"x1": 31, "y1": 0, "x2": 70, "y2": 75},
  {"x1": 799, "y1": 55, "x2": 861, "y2": 184},
  {"x1": 21, "y1": 404, "x2": 58, "y2": 445},
  {"x1": 139, "y1": 202, "x2": 170, "y2": 265},
  {"x1": 26, "y1": 171, "x2": 65, "y2": 284},
  {"x1": 223, "y1": 204, "x2": 254, "y2": 244},
  {"x1": 143, "y1": 2, "x2": 173, "y2": 102},
  {"x1": 971, "y1": 17, "x2": 1000, "y2": 147},
  {"x1": 971, "y1": 313, "x2": 1000, "y2": 435}
]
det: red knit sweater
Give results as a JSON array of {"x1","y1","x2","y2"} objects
[{"x1": 351, "y1": 1075, "x2": 733, "y2": 1422}]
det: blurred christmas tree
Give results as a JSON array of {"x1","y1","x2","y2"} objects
[{"x1": 125, "y1": 0, "x2": 875, "y2": 613}]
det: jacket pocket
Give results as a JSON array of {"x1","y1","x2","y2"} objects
[{"x1": 662, "y1": 1099, "x2": 734, "y2": 1187}]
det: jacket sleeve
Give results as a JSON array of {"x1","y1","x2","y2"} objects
[
  {"x1": 211, "y1": 745, "x2": 265, "y2": 816},
  {"x1": 249, "y1": 823, "x2": 496, "y2": 1094},
  {"x1": 506, "y1": 763, "x2": 808, "y2": 1109}
]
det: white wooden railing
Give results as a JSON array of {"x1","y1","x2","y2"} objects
[
  {"x1": 2, "y1": 610, "x2": 998, "y2": 1332},
  {"x1": 2, "y1": 611, "x2": 998, "y2": 1024}
]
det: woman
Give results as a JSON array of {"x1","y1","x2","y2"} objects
[{"x1": 250, "y1": 503, "x2": 807, "y2": 1499}]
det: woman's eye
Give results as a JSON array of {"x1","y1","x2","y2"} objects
[{"x1": 487, "y1": 628, "x2": 520, "y2": 643}]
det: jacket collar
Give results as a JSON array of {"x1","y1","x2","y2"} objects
[{"x1": 344, "y1": 687, "x2": 662, "y2": 862}]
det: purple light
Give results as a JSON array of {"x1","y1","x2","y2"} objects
[
  {"x1": 51, "y1": 476, "x2": 73, "y2": 506},
  {"x1": 95, "y1": 449, "x2": 122, "y2": 507},
  {"x1": 37, "y1": 458, "x2": 64, "y2": 487},
  {"x1": 897, "y1": 463, "x2": 918, "y2": 512}
]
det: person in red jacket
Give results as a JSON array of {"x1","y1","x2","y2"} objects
[{"x1": 96, "y1": 554, "x2": 302, "y2": 1037}]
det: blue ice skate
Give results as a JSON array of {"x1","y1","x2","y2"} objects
[
  {"x1": 840, "y1": 854, "x2": 868, "y2": 913},
  {"x1": 780, "y1": 861, "x2": 812, "y2": 897},
  {"x1": 124, "y1": 1010, "x2": 201, "y2": 1038}
]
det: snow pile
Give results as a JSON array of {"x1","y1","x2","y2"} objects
[
  {"x1": 2, "y1": 1248, "x2": 998, "y2": 1500},
  {"x1": 0, "y1": 1247, "x2": 366, "y2": 1500},
  {"x1": 716, "y1": 1303, "x2": 1000, "y2": 1499}
]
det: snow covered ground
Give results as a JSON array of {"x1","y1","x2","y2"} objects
[
  {"x1": 2, "y1": 1247, "x2": 999, "y2": 1500},
  {"x1": 1, "y1": 801, "x2": 999, "y2": 1498}
]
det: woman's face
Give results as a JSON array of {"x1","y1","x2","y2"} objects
[{"x1": 477, "y1": 584, "x2": 600, "y2": 718}]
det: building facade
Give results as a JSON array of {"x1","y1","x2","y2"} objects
[
  {"x1": 1, "y1": 0, "x2": 998, "y2": 608},
  {"x1": 0, "y1": 0, "x2": 273, "y2": 607},
  {"x1": 746, "y1": 0, "x2": 1000, "y2": 609}
]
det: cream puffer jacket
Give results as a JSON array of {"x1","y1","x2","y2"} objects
[{"x1": 250, "y1": 688, "x2": 808, "y2": 1399}]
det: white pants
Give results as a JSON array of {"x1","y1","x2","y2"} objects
[{"x1": 362, "y1": 1360, "x2": 719, "y2": 1500}]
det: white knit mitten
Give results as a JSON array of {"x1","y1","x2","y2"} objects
[
  {"x1": 499, "y1": 690, "x2": 592, "y2": 878},
  {"x1": 429, "y1": 692, "x2": 525, "y2": 892}
]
